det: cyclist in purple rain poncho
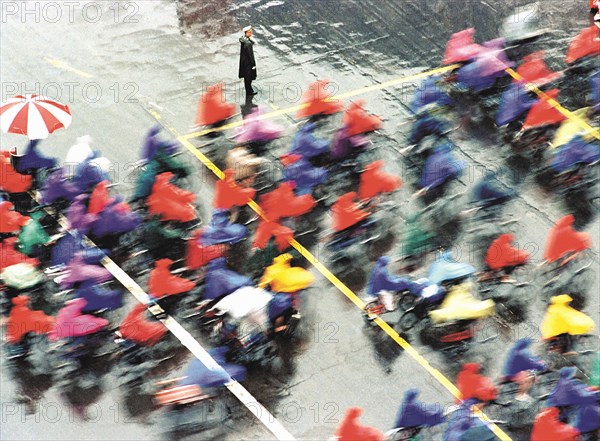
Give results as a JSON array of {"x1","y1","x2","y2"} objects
[
  {"x1": 394, "y1": 389, "x2": 445, "y2": 429},
  {"x1": 40, "y1": 169, "x2": 80, "y2": 204},
  {"x1": 551, "y1": 136, "x2": 600, "y2": 173},
  {"x1": 204, "y1": 258, "x2": 252, "y2": 301},
  {"x1": 282, "y1": 156, "x2": 328, "y2": 195},
  {"x1": 419, "y1": 144, "x2": 464, "y2": 190},
  {"x1": 290, "y1": 122, "x2": 329, "y2": 158},
  {"x1": 200, "y1": 209, "x2": 248, "y2": 246},
  {"x1": 12, "y1": 139, "x2": 57, "y2": 174},
  {"x1": 496, "y1": 83, "x2": 537, "y2": 126}
]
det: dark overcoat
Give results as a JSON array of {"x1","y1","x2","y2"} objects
[{"x1": 238, "y1": 36, "x2": 257, "y2": 80}]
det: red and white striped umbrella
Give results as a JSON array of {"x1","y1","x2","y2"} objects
[{"x1": 0, "y1": 94, "x2": 72, "y2": 139}]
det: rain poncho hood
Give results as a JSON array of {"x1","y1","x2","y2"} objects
[
  {"x1": 394, "y1": 389, "x2": 445, "y2": 428},
  {"x1": 49, "y1": 298, "x2": 108, "y2": 341},
  {"x1": 367, "y1": 256, "x2": 426, "y2": 296},
  {"x1": 296, "y1": 80, "x2": 344, "y2": 118},
  {"x1": 331, "y1": 192, "x2": 370, "y2": 232},
  {"x1": 419, "y1": 144, "x2": 464, "y2": 189},
  {"x1": 213, "y1": 169, "x2": 256, "y2": 210},
  {"x1": 543, "y1": 214, "x2": 590, "y2": 262},
  {"x1": 178, "y1": 351, "x2": 246, "y2": 388},
  {"x1": 496, "y1": 83, "x2": 536, "y2": 126},
  {"x1": 148, "y1": 258, "x2": 195, "y2": 298},
  {"x1": 119, "y1": 303, "x2": 167, "y2": 347},
  {"x1": 409, "y1": 76, "x2": 452, "y2": 112},
  {"x1": 502, "y1": 338, "x2": 546, "y2": 379},
  {"x1": 1, "y1": 262, "x2": 44, "y2": 289},
  {"x1": 258, "y1": 253, "x2": 315, "y2": 293},
  {"x1": 427, "y1": 251, "x2": 475, "y2": 284},
  {"x1": 204, "y1": 257, "x2": 252, "y2": 300},
  {"x1": 330, "y1": 125, "x2": 370, "y2": 160},
  {"x1": 444, "y1": 399, "x2": 496, "y2": 441},
  {"x1": 443, "y1": 28, "x2": 483, "y2": 65},
  {"x1": 66, "y1": 194, "x2": 95, "y2": 234},
  {"x1": 185, "y1": 230, "x2": 226, "y2": 270},
  {"x1": 200, "y1": 209, "x2": 248, "y2": 246},
  {"x1": 0, "y1": 201, "x2": 30, "y2": 234},
  {"x1": 88, "y1": 180, "x2": 110, "y2": 214},
  {"x1": 91, "y1": 198, "x2": 141, "y2": 237},
  {"x1": 541, "y1": 294, "x2": 595, "y2": 339},
  {"x1": 429, "y1": 283, "x2": 495, "y2": 323},
  {"x1": 565, "y1": 26, "x2": 600, "y2": 64},
  {"x1": 147, "y1": 172, "x2": 197, "y2": 223},
  {"x1": 515, "y1": 51, "x2": 563, "y2": 87},
  {"x1": 76, "y1": 280, "x2": 123, "y2": 312},
  {"x1": 522, "y1": 89, "x2": 567, "y2": 130},
  {"x1": 50, "y1": 232, "x2": 106, "y2": 268},
  {"x1": 259, "y1": 182, "x2": 316, "y2": 220},
  {"x1": 531, "y1": 407, "x2": 580, "y2": 441},
  {"x1": 409, "y1": 112, "x2": 449, "y2": 145},
  {"x1": 196, "y1": 83, "x2": 236, "y2": 126},
  {"x1": 282, "y1": 156, "x2": 328, "y2": 195},
  {"x1": 334, "y1": 407, "x2": 385, "y2": 441},
  {"x1": 0, "y1": 237, "x2": 40, "y2": 270},
  {"x1": 551, "y1": 108, "x2": 595, "y2": 148},
  {"x1": 485, "y1": 233, "x2": 530, "y2": 270},
  {"x1": 289, "y1": 122, "x2": 329, "y2": 158},
  {"x1": 17, "y1": 211, "x2": 50, "y2": 256},
  {"x1": 7, "y1": 295, "x2": 54, "y2": 344},
  {"x1": 12, "y1": 139, "x2": 57, "y2": 174},
  {"x1": 456, "y1": 363, "x2": 498, "y2": 402},
  {"x1": 472, "y1": 172, "x2": 516, "y2": 207},
  {"x1": 40, "y1": 168, "x2": 80, "y2": 204},
  {"x1": 547, "y1": 366, "x2": 600, "y2": 432},
  {"x1": 253, "y1": 219, "x2": 294, "y2": 251},
  {"x1": 358, "y1": 160, "x2": 401, "y2": 200},
  {"x1": 236, "y1": 107, "x2": 284, "y2": 143},
  {"x1": 343, "y1": 99, "x2": 382, "y2": 136},
  {"x1": 551, "y1": 136, "x2": 600, "y2": 173},
  {"x1": 60, "y1": 253, "x2": 113, "y2": 289}
]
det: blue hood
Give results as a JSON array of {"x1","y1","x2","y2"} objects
[
  {"x1": 200, "y1": 209, "x2": 248, "y2": 246},
  {"x1": 203, "y1": 258, "x2": 252, "y2": 300},
  {"x1": 428, "y1": 251, "x2": 475, "y2": 284},
  {"x1": 551, "y1": 136, "x2": 600, "y2": 173},
  {"x1": 290, "y1": 122, "x2": 329, "y2": 158},
  {"x1": 420, "y1": 144, "x2": 464, "y2": 189},
  {"x1": 496, "y1": 83, "x2": 536, "y2": 126}
]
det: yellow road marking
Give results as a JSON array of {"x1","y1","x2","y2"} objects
[
  {"x1": 174, "y1": 132, "x2": 513, "y2": 441},
  {"x1": 505, "y1": 67, "x2": 600, "y2": 141},
  {"x1": 43, "y1": 56, "x2": 94, "y2": 78},
  {"x1": 182, "y1": 64, "x2": 461, "y2": 140}
]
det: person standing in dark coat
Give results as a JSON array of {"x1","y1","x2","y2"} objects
[{"x1": 239, "y1": 25, "x2": 257, "y2": 97}]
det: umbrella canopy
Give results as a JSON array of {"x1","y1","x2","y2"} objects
[
  {"x1": 1, "y1": 263, "x2": 44, "y2": 289},
  {"x1": 1, "y1": 94, "x2": 72, "y2": 139}
]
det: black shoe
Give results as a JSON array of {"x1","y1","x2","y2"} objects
[{"x1": 248, "y1": 90, "x2": 258, "y2": 96}]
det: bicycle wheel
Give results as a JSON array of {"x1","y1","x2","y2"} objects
[
  {"x1": 569, "y1": 266, "x2": 595, "y2": 296},
  {"x1": 397, "y1": 310, "x2": 420, "y2": 333},
  {"x1": 575, "y1": 334, "x2": 600, "y2": 355},
  {"x1": 397, "y1": 293, "x2": 417, "y2": 312}
]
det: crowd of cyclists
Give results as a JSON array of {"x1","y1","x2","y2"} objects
[{"x1": 1, "y1": 10, "x2": 599, "y2": 441}]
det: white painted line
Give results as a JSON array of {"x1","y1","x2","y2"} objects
[{"x1": 34, "y1": 193, "x2": 296, "y2": 440}]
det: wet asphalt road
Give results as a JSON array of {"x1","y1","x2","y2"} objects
[{"x1": 1, "y1": 1, "x2": 599, "y2": 440}]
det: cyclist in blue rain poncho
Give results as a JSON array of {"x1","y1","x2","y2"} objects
[
  {"x1": 200, "y1": 209, "x2": 248, "y2": 246},
  {"x1": 394, "y1": 389, "x2": 446, "y2": 429},
  {"x1": 496, "y1": 83, "x2": 537, "y2": 126},
  {"x1": 204, "y1": 258, "x2": 252, "y2": 301}
]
